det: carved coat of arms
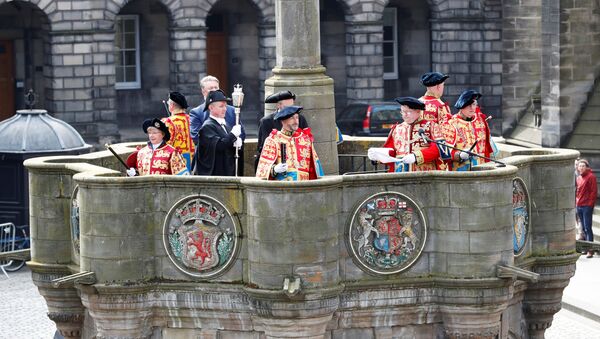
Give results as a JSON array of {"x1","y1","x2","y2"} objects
[
  {"x1": 348, "y1": 192, "x2": 427, "y2": 275},
  {"x1": 163, "y1": 195, "x2": 239, "y2": 278},
  {"x1": 512, "y1": 178, "x2": 530, "y2": 256}
]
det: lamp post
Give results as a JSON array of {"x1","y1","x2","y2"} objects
[{"x1": 231, "y1": 84, "x2": 245, "y2": 177}]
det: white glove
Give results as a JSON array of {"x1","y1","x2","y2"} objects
[
  {"x1": 400, "y1": 153, "x2": 416, "y2": 164},
  {"x1": 234, "y1": 138, "x2": 243, "y2": 148},
  {"x1": 126, "y1": 168, "x2": 137, "y2": 177},
  {"x1": 231, "y1": 124, "x2": 242, "y2": 138},
  {"x1": 459, "y1": 151, "x2": 470, "y2": 160},
  {"x1": 273, "y1": 163, "x2": 288, "y2": 174}
]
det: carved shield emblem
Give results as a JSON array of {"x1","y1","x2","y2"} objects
[
  {"x1": 348, "y1": 192, "x2": 427, "y2": 275},
  {"x1": 70, "y1": 185, "x2": 80, "y2": 260},
  {"x1": 512, "y1": 177, "x2": 530, "y2": 256},
  {"x1": 163, "y1": 195, "x2": 240, "y2": 278}
]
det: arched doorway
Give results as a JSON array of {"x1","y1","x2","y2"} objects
[
  {"x1": 384, "y1": 0, "x2": 431, "y2": 98},
  {"x1": 0, "y1": 1, "x2": 49, "y2": 121},
  {"x1": 115, "y1": 0, "x2": 171, "y2": 128},
  {"x1": 206, "y1": 0, "x2": 261, "y2": 119},
  {"x1": 320, "y1": 0, "x2": 347, "y2": 113}
]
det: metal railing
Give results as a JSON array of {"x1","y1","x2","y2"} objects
[{"x1": 338, "y1": 154, "x2": 387, "y2": 175}]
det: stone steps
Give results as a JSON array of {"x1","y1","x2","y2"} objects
[{"x1": 566, "y1": 85, "x2": 600, "y2": 151}]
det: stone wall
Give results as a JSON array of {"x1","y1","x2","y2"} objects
[{"x1": 24, "y1": 142, "x2": 579, "y2": 338}]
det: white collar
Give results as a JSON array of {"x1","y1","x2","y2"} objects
[{"x1": 211, "y1": 116, "x2": 227, "y2": 125}]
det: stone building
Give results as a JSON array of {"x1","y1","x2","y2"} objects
[{"x1": 1, "y1": 0, "x2": 600, "y2": 157}]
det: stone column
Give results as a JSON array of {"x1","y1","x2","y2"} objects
[
  {"x1": 258, "y1": 20, "x2": 276, "y2": 121},
  {"x1": 169, "y1": 27, "x2": 204, "y2": 105},
  {"x1": 46, "y1": 30, "x2": 119, "y2": 144},
  {"x1": 540, "y1": 0, "x2": 561, "y2": 147},
  {"x1": 344, "y1": 19, "x2": 384, "y2": 104},
  {"x1": 265, "y1": 0, "x2": 338, "y2": 175}
]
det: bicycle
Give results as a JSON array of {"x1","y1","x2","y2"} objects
[{"x1": 0, "y1": 223, "x2": 30, "y2": 273}]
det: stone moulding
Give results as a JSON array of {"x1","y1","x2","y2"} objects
[{"x1": 22, "y1": 144, "x2": 580, "y2": 338}]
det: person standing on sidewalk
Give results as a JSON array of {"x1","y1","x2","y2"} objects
[{"x1": 576, "y1": 158, "x2": 598, "y2": 258}]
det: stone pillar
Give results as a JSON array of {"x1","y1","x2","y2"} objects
[
  {"x1": 265, "y1": 0, "x2": 338, "y2": 175},
  {"x1": 540, "y1": 0, "x2": 561, "y2": 147},
  {"x1": 258, "y1": 20, "x2": 276, "y2": 121},
  {"x1": 523, "y1": 263, "x2": 576, "y2": 339},
  {"x1": 27, "y1": 166, "x2": 85, "y2": 337},
  {"x1": 344, "y1": 19, "x2": 384, "y2": 104},
  {"x1": 46, "y1": 30, "x2": 119, "y2": 144},
  {"x1": 501, "y1": 0, "x2": 542, "y2": 133},
  {"x1": 169, "y1": 27, "x2": 204, "y2": 105},
  {"x1": 245, "y1": 179, "x2": 342, "y2": 338}
]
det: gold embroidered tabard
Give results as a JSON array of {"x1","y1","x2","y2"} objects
[
  {"x1": 419, "y1": 94, "x2": 452, "y2": 123},
  {"x1": 136, "y1": 143, "x2": 189, "y2": 176},
  {"x1": 256, "y1": 128, "x2": 323, "y2": 181},
  {"x1": 162, "y1": 113, "x2": 195, "y2": 170}
]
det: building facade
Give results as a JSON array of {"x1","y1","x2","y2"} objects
[{"x1": 1, "y1": 0, "x2": 600, "y2": 149}]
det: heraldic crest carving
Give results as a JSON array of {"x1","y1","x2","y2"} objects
[
  {"x1": 512, "y1": 177, "x2": 530, "y2": 256},
  {"x1": 163, "y1": 195, "x2": 240, "y2": 278},
  {"x1": 348, "y1": 192, "x2": 427, "y2": 275}
]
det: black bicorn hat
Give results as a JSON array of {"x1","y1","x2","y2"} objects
[
  {"x1": 142, "y1": 118, "x2": 171, "y2": 142},
  {"x1": 203, "y1": 89, "x2": 230, "y2": 112},
  {"x1": 394, "y1": 97, "x2": 426, "y2": 110},
  {"x1": 454, "y1": 90, "x2": 482, "y2": 109},
  {"x1": 169, "y1": 91, "x2": 188, "y2": 109},
  {"x1": 274, "y1": 105, "x2": 303, "y2": 121},
  {"x1": 421, "y1": 72, "x2": 450, "y2": 87},
  {"x1": 264, "y1": 90, "x2": 296, "y2": 104}
]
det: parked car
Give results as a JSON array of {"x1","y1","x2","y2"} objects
[{"x1": 336, "y1": 102, "x2": 402, "y2": 136}]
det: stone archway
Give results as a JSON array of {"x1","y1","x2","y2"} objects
[{"x1": 0, "y1": 1, "x2": 49, "y2": 120}]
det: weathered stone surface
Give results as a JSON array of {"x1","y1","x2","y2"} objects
[{"x1": 23, "y1": 143, "x2": 579, "y2": 338}]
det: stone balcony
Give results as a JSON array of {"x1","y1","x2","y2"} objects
[{"x1": 23, "y1": 141, "x2": 579, "y2": 338}]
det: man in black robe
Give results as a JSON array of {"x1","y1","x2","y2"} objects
[
  {"x1": 255, "y1": 90, "x2": 309, "y2": 171},
  {"x1": 192, "y1": 90, "x2": 242, "y2": 176}
]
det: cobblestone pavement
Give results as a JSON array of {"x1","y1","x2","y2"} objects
[
  {"x1": 0, "y1": 267, "x2": 57, "y2": 339},
  {"x1": 1, "y1": 264, "x2": 599, "y2": 338}
]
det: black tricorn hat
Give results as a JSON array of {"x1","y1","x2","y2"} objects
[
  {"x1": 169, "y1": 91, "x2": 188, "y2": 109},
  {"x1": 265, "y1": 90, "x2": 296, "y2": 104},
  {"x1": 421, "y1": 72, "x2": 449, "y2": 87},
  {"x1": 274, "y1": 105, "x2": 303, "y2": 121},
  {"x1": 454, "y1": 90, "x2": 482, "y2": 109},
  {"x1": 394, "y1": 97, "x2": 425, "y2": 110},
  {"x1": 142, "y1": 118, "x2": 171, "y2": 142},
  {"x1": 203, "y1": 89, "x2": 230, "y2": 112}
]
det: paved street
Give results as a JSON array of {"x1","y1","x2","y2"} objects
[{"x1": 1, "y1": 256, "x2": 600, "y2": 338}]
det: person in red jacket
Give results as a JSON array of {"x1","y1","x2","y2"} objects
[{"x1": 576, "y1": 159, "x2": 598, "y2": 258}]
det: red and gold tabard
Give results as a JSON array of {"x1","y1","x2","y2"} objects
[
  {"x1": 127, "y1": 142, "x2": 189, "y2": 176},
  {"x1": 256, "y1": 128, "x2": 324, "y2": 181},
  {"x1": 382, "y1": 119, "x2": 447, "y2": 172},
  {"x1": 162, "y1": 113, "x2": 195, "y2": 171},
  {"x1": 419, "y1": 93, "x2": 452, "y2": 123},
  {"x1": 442, "y1": 109, "x2": 494, "y2": 171}
]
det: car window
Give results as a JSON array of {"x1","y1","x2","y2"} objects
[
  {"x1": 371, "y1": 105, "x2": 402, "y2": 122},
  {"x1": 338, "y1": 105, "x2": 367, "y2": 120}
]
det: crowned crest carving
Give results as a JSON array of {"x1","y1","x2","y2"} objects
[
  {"x1": 347, "y1": 192, "x2": 427, "y2": 275},
  {"x1": 163, "y1": 195, "x2": 240, "y2": 278}
]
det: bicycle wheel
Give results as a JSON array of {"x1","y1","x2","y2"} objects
[{"x1": 0, "y1": 244, "x2": 25, "y2": 272}]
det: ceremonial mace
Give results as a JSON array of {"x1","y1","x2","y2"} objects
[{"x1": 231, "y1": 84, "x2": 245, "y2": 177}]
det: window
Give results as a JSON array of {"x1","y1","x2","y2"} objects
[
  {"x1": 383, "y1": 8, "x2": 398, "y2": 80},
  {"x1": 115, "y1": 15, "x2": 141, "y2": 89}
]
